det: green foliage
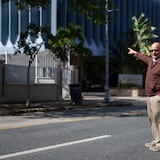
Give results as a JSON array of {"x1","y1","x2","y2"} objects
[
  {"x1": 2, "y1": 0, "x2": 50, "y2": 9},
  {"x1": 109, "y1": 13, "x2": 158, "y2": 76},
  {"x1": 109, "y1": 42, "x2": 146, "y2": 75},
  {"x1": 14, "y1": 24, "x2": 44, "y2": 107},
  {"x1": 48, "y1": 23, "x2": 92, "y2": 62},
  {"x1": 131, "y1": 13, "x2": 158, "y2": 55},
  {"x1": 68, "y1": 0, "x2": 115, "y2": 24},
  {"x1": 14, "y1": 23, "x2": 44, "y2": 62}
]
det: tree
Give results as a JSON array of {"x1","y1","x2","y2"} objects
[
  {"x1": 131, "y1": 13, "x2": 158, "y2": 55},
  {"x1": 14, "y1": 24, "x2": 44, "y2": 107},
  {"x1": 68, "y1": 0, "x2": 114, "y2": 24},
  {"x1": 109, "y1": 13, "x2": 158, "y2": 87},
  {"x1": 48, "y1": 23, "x2": 92, "y2": 63},
  {"x1": 47, "y1": 23, "x2": 92, "y2": 99},
  {"x1": 127, "y1": 13, "x2": 158, "y2": 72}
]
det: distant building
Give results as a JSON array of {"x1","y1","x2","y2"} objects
[{"x1": 0, "y1": 0, "x2": 159, "y2": 98}]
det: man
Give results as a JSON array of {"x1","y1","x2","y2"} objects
[{"x1": 128, "y1": 42, "x2": 160, "y2": 152}]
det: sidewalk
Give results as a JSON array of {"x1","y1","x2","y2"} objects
[{"x1": 0, "y1": 92, "x2": 147, "y2": 116}]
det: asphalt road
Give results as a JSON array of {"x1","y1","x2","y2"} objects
[{"x1": 0, "y1": 105, "x2": 160, "y2": 160}]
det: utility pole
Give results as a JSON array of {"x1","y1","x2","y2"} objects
[{"x1": 104, "y1": 0, "x2": 109, "y2": 102}]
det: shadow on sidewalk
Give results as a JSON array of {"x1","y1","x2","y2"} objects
[
  {"x1": 20, "y1": 104, "x2": 147, "y2": 120},
  {"x1": 0, "y1": 94, "x2": 147, "y2": 118}
]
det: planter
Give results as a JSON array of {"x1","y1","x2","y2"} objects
[{"x1": 110, "y1": 88, "x2": 145, "y2": 97}]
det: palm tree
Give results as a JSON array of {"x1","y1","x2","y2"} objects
[
  {"x1": 48, "y1": 23, "x2": 92, "y2": 63},
  {"x1": 48, "y1": 23, "x2": 92, "y2": 99}
]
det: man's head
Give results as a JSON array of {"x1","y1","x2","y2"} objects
[{"x1": 150, "y1": 42, "x2": 160, "y2": 59}]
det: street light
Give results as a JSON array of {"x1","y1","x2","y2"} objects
[
  {"x1": 104, "y1": 0, "x2": 118, "y2": 102},
  {"x1": 104, "y1": 0, "x2": 109, "y2": 102}
]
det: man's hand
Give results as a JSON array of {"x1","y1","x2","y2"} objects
[{"x1": 128, "y1": 48, "x2": 137, "y2": 55}]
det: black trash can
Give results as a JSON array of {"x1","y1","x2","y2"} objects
[{"x1": 69, "y1": 84, "x2": 82, "y2": 105}]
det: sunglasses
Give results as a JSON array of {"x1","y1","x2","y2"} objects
[{"x1": 150, "y1": 49, "x2": 160, "y2": 52}]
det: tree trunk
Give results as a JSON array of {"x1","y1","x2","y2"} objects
[{"x1": 26, "y1": 60, "x2": 31, "y2": 107}]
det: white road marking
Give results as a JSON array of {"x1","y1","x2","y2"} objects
[{"x1": 0, "y1": 135, "x2": 111, "y2": 159}]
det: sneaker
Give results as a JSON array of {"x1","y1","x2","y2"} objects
[
  {"x1": 149, "y1": 143, "x2": 160, "y2": 152},
  {"x1": 145, "y1": 141, "x2": 156, "y2": 148}
]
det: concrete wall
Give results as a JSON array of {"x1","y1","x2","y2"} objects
[
  {"x1": 5, "y1": 64, "x2": 35, "y2": 84},
  {"x1": 3, "y1": 83, "x2": 59, "y2": 103},
  {"x1": 110, "y1": 88, "x2": 146, "y2": 97},
  {"x1": 0, "y1": 52, "x2": 79, "y2": 103},
  {"x1": 118, "y1": 74, "x2": 143, "y2": 88}
]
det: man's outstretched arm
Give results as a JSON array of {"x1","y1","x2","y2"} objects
[{"x1": 128, "y1": 48, "x2": 138, "y2": 55}]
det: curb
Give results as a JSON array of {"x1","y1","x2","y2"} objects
[{"x1": 0, "y1": 100, "x2": 134, "y2": 116}]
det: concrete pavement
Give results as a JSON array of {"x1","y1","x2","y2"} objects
[
  {"x1": 0, "y1": 92, "x2": 147, "y2": 116},
  {"x1": 0, "y1": 92, "x2": 146, "y2": 116},
  {"x1": 0, "y1": 93, "x2": 147, "y2": 130}
]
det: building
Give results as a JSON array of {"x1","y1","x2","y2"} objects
[
  {"x1": 1, "y1": 0, "x2": 159, "y2": 102},
  {"x1": 0, "y1": 0, "x2": 106, "y2": 102},
  {"x1": 109, "y1": 0, "x2": 160, "y2": 46}
]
